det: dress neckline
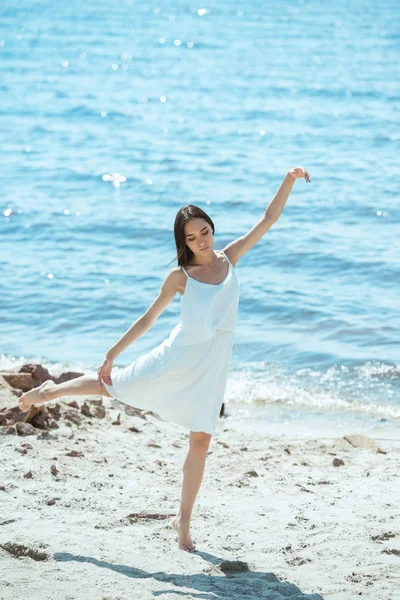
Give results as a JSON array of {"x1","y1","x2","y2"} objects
[{"x1": 184, "y1": 251, "x2": 231, "y2": 287}]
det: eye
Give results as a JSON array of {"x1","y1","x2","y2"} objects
[{"x1": 202, "y1": 231, "x2": 208, "y2": 235}]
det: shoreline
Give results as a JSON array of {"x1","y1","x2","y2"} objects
[
  {"x1": 1, "y1": 354, "x2": 398, "y2": 441},
  {"x1": 223, "y1": 402, "x2": 400, "y2": 441}
]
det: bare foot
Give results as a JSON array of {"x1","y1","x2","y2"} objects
[
  {"x1": 18, "y1": 380, "x2": 57, "y2": 413},
  {"x1": 172, "y1": 515, "x2": 196, "y2": 552}
]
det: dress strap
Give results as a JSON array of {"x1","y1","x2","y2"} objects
[
  {"x1": 220, "y1": 250, "x2": 233, "y2": 268},
  {"x1": 180, "y1": 265, "x2": 189, "y2": 278}
]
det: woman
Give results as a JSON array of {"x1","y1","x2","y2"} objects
[{"x1": 18, "y1": 166, "x2": 311, "y2": 552}]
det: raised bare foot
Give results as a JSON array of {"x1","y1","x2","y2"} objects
[
  {"x1": 172, "y1": 515, "x2": 196, "y2": 552},
  {"x1": 18, "y1": 380, "x2": 57, "y2": 413}
]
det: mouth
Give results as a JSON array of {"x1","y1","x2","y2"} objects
[{"x1": 200, "y1": 246, "x2": 209, "y2": 251}]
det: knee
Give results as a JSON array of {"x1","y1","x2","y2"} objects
[{"x1": 189, "y1": 431, "x2": 212, "y2": 455}]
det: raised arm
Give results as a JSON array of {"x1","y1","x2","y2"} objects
[{"x1": 223, "y1": 166, "x2": 311, "y2": 267}]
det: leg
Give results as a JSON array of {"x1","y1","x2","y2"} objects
[
  {"x1": 172, "y1": 431, "x2": 212, "y2": 552},
  {"x1": 18, "y1": 374, "x2": 113, "y2": 412}
]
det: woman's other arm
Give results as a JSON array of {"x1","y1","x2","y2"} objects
[
  {"x1": 105, "y1": 267, "x2": 183, "y2": 360},
  {"x1": 98, "y1": 267, "x2": 184, "y2": 386}
]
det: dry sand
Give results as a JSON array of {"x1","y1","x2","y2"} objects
[{"x1": 1, "y1": 389, "x2": 399, "y2": 600}]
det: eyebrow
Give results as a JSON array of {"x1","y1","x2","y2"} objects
[{"x1": 185, "y1": 226, "x2": 208, "y2": 239}]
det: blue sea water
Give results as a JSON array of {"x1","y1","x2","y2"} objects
[{"x1": 1, "y1": 0, "x2": 399, "y2": 435}]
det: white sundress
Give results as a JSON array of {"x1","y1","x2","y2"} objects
[{"x1": 103, "y1": 250, "x2": 240, "y2": 435}]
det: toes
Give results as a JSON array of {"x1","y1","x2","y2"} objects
[{"x1": 21, "y1": 400, "x2": 32, "y2": 413}]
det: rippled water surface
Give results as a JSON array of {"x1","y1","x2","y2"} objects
[{"x1": 1, "y1": 0, "x2": 399, "y2": 432}]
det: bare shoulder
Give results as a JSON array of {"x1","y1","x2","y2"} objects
[
  {"x1": 221, "y1": 246, "x2": 239, "y2": 268},
  {"x1": 162, "y1": 266, "x2": 187, "y2": 296},
  {"x1": 143, "y1": 267, "x2": 186, "y2": 323}
]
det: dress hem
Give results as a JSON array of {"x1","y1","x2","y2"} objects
[{"x1": 102, "y1": 381, "x2": 217, "y2": 435}]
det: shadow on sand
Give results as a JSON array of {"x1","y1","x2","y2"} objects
[{"x1": 55, "y1": 549, "x2": 324, "y2": 599}]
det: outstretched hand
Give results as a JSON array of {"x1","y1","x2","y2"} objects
[
  {"x1": 98, "y1": 356, "x2": 114, "y2": 387},
  {"x1": 288, "y1": 166, "x2": 311, "y2": 183}
]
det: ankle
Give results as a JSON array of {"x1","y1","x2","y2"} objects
[
  {"x1": 177, "y1": 514, "x2": 191, "y2": 524},
  {"x1": 45, "y1": 385, "x2": 59, "y2": 401}
]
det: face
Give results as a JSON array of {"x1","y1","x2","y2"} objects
[{"x1": 184, "y1": 218, "x2": 214, "y2": 256}]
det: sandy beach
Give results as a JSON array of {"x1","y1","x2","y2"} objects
[{"x1": 1, "y1": 369, "x2": 399, "y2": 600}]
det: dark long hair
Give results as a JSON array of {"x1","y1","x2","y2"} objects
[{"x1": 168, "y1": 204, "x2": 215, "y2": 267}]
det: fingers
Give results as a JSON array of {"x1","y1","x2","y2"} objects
[
  {"x1": 298, "y1": 166, "x2": 311, "y2": 181},
  {"x1": 98, "y1": 367, "x2": 105, "y2": 386},
  {"x1": 103, "y1": 374, "x2": 112, "y2": 386},
  {"x1": 291, "y1": 166, "x2": 311, "y2": 183},
  {"x1": 97, "y1": 358, "x2": 113, "y2": 387},
  {"x1": 98, "y1": 367, "x2": 112, "y2": 387}
]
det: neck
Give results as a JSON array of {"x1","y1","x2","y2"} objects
[{"x1": 190, "y1": 249, "x2": 219, "y2": 267}]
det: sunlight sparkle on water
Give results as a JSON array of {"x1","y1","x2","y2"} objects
[{"x1": 102, "y1": 173, "x2": 127, "y2": 188}]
